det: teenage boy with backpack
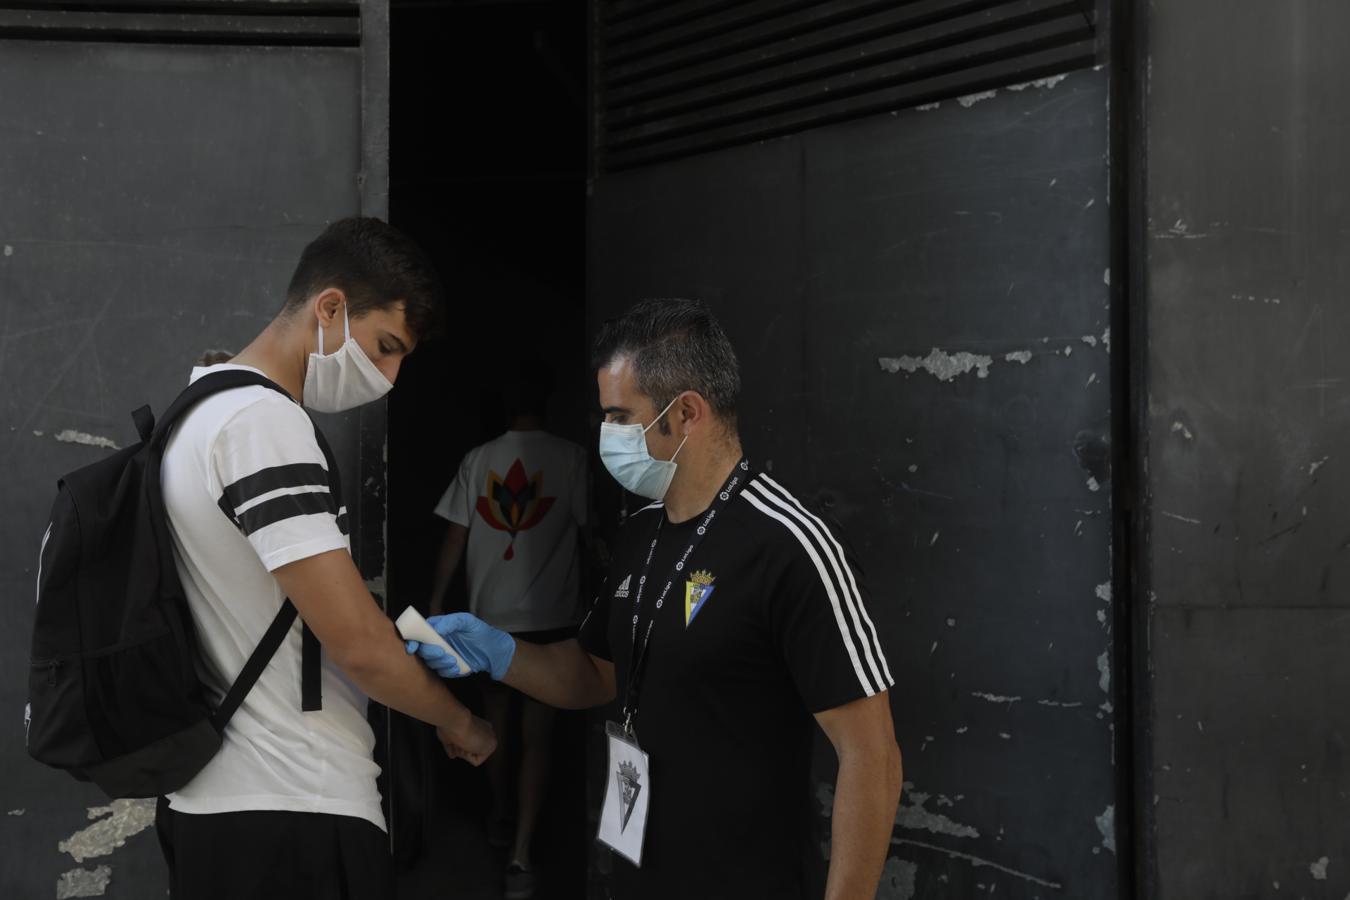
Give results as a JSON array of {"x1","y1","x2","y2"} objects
[{"x1": 154, "y1": 218, "x2": 494, "y2": 898}]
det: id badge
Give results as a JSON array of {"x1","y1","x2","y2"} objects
[{"x1": 597, "y1": 720, "x2": 651, "y2": 866}]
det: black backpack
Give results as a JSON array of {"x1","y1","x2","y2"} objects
[{"x1": 26, "y1": 369, "x2": 331, "y2": 798}]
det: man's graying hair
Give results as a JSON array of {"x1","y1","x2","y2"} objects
[{"x1": 592, "y1": 299, "x2": 741, "y2": 431}]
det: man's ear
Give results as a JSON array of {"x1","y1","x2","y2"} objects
[
  {"x1": 678, "y1": 391, "x2": 708, "y2": 436},
  {"x1": 311, "y1": 288, "x2": 347, "y2": 329}
]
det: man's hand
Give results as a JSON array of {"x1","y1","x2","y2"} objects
[
  {"x1": 437, "y1": 715, "x2": 496, "y2": 766},
  {"x1": 405, "y1": 612, "x2": 517, "y2": 680}
]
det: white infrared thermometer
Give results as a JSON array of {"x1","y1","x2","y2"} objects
[{"x1": 395, "y1": 607, "x2": 470, "y2": 675}]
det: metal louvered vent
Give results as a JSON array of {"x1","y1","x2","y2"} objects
[
  {"x1": 595, "y1": 0, "x2": 1099, "y2": 172},
  {"x1": 0, "y1": 2, "x2": 359, "y2": 47}
]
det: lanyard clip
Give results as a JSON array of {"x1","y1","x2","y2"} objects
[{"x1": 621, "y1": 709, "x2": 634, "y2": 737}]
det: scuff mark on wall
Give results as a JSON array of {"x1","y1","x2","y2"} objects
[
  {"x1": 876, "y1": 857, "x2": 918, "y2": 900},
  {"x1": 1309, "y1": 457, "x2": 1330, "y2": 477},
  {"x1": 3, "y1": 244, "x2": 13, "y2": 257},
  {"x1": 1171, "y1": 421, "x2": 1194, "y2": 440},
  {"x1": 54, "y1": 430, "x2": 120, "y2": 451},
  {"x1": 879, "y1": 350, "x2": 992, "y2": 382},
  {"x1": 58, "y1": 799, "x2": 156, "y2": 863},
  {"x1": 56, "y1": 866, "x2": 112, "y2": 899},
  {"x1": 971, "y1": 691, "x2": 1021, "y2": 705},
  {"x1": 7, "y1": 808, "x2": 24, "y2": 816},
  {"x1": 891, "y1": 837, "x2": 1063, "y2": 890}
]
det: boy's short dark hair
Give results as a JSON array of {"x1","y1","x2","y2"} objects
[{"x1": 284, "y1": 217, "x2": 445, "y2": 342}]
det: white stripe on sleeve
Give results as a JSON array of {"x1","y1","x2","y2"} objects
[
  {"x1": 758, "y1": 474, "x2": 893, "y2": 686},
  {"x1": 740, "y1": 487, "x2": 878, "y2": 696}
]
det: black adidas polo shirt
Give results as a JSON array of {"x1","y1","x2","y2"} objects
[{"x1": 579, "y1": 471, "x2": 893, "y2": 900}]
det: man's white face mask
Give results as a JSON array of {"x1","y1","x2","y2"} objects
[{"x1": 302, "y1": 305, "x2": 394, "y2": 413}]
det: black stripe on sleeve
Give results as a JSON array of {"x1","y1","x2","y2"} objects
[
  {"x1": 238, "y1": 490, "x2": 339, "y2": 536},
  {"x1": 219, "y1": 463, "x2": 332, "y2": 519}
]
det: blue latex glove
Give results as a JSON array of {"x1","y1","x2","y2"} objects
[{"x1": 404, "y1": 612, "x2": 516, "y2": 681}]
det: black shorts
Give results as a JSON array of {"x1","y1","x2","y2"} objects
[{"x1": 155, "y1": 798, "x2": 391, "y2": 900}]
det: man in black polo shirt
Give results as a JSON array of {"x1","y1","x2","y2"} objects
[{"x1": 409, "y1": 299, "x2": 903, "y2": 899}]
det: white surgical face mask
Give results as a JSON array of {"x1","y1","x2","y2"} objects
[
  {"x1": 599, "y1": 394, "x2": 690, "y2": 500},
  {"x1": 302, "y1": 305, "x2": 394, "y2": 413}
]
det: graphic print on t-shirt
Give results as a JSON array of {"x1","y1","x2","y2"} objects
[
  {"x1": 475, "y1": 458, "x2": 556, "y2": 560},
  {"x1": 684, "y1": 570, "x2": 715, "y2": 627}
]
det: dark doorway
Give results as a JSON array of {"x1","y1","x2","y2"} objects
[{"x1": 387, "y1": 2, "x2": 590, "y2": 898}]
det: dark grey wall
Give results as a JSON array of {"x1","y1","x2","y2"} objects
[
  {"x1": 0, "y1": 14, "x2": 386, "y2": 898},
  {"x1": 1141, "y1": 2, "x2": 1350, "y2": 897},
  {"x1": 589, "y1": 67, "x2": 1117, "y2": 898}
]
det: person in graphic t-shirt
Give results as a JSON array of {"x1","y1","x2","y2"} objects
[
  {"x1": 429, "y1": 363, "x2": 589, "y2": 900},
  {"x1": 157, "y1": 218, "x2": 496, "y2": 900}
]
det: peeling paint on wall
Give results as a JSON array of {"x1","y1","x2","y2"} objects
[
  {"x1": 896, "y1": 784, "x2": 981, "y2": 839},
  {"x1": 1005, "y1": 350, "x2": 1033, "y2": 364},
  {"x1": 876, "y1": 857, "x2": 918, "y2": 900},
  {"x1": 916, "y1": 101, "x2": 940, "y2": 111},
  {"x1": 1310, "y1": 856, "x2": 1329, "y2": 880},
  {"x1": 1007, "y1": 73, "x2": 1070, "y2": 91},
  {"x1": 58, "y1": 799, "x2": 156, "y2": 863},
  {"x1": 56, "y1": 866, "x2": 112, "y2": 899},
  {"x1": 1097, "y1": 651, "x2": 1111, "y2": 695},
  {"x1": 1095, "y1": 806, "x2": 1116, "y2": 854},
  {"x1": 971, "y1": 691, "x2": 1021, "y2": 705},
  {"x1": 957, "y1": 89, "x2": 998, "y2": 108},
  {"x1": 3, "y1": 244, "x2": 13, "y2": 256},
  {"x1": 54, "y1": 430, "x2": 120, "y2": 451},
  {"x1": 879, "y1": 350, "x2": 992, "y2": 381},
  {"x1": 1170, "y1": 421, "x2": 1194, "y2": 440},
  {"x1": 7, "y1": 808, "x2": 24, "y2": 816},
  {"x1": 1309, "y1": 457, "x2": 1330, "y2": 477}
]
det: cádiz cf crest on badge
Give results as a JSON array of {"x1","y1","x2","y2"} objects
[{"x1": 684, "y1": 570, "x2": 715, "y2": 627}]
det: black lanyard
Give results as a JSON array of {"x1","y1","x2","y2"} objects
[{"x1": 620, "y1": 458, "x2": 750, "y2": 735}]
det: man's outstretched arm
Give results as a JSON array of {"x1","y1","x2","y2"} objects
[
  {"x1": 275, "y1": 549, "x2": 496, "y2": 762},
  {"x1": 408, "y1": 613, "x2": 616, "y2": 710}
]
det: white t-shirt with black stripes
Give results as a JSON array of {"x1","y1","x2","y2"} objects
[{"x1": 160, "y1": 364, "x2": 384, "y2": 830}]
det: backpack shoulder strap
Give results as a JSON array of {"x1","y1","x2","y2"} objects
[
  {"x1": 146, "y1": 368, "x2": 326, "y2": 719},
  {"x1": 210, "y1": 599, "x2": 299, "y2": 733},
  {"x1": 150, "y1": 369, "x2": 294, "y2": 449}
]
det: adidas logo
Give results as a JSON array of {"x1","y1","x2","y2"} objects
[{"x1": 614, "y1": 575, "x2": 632, "y2": 600}]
